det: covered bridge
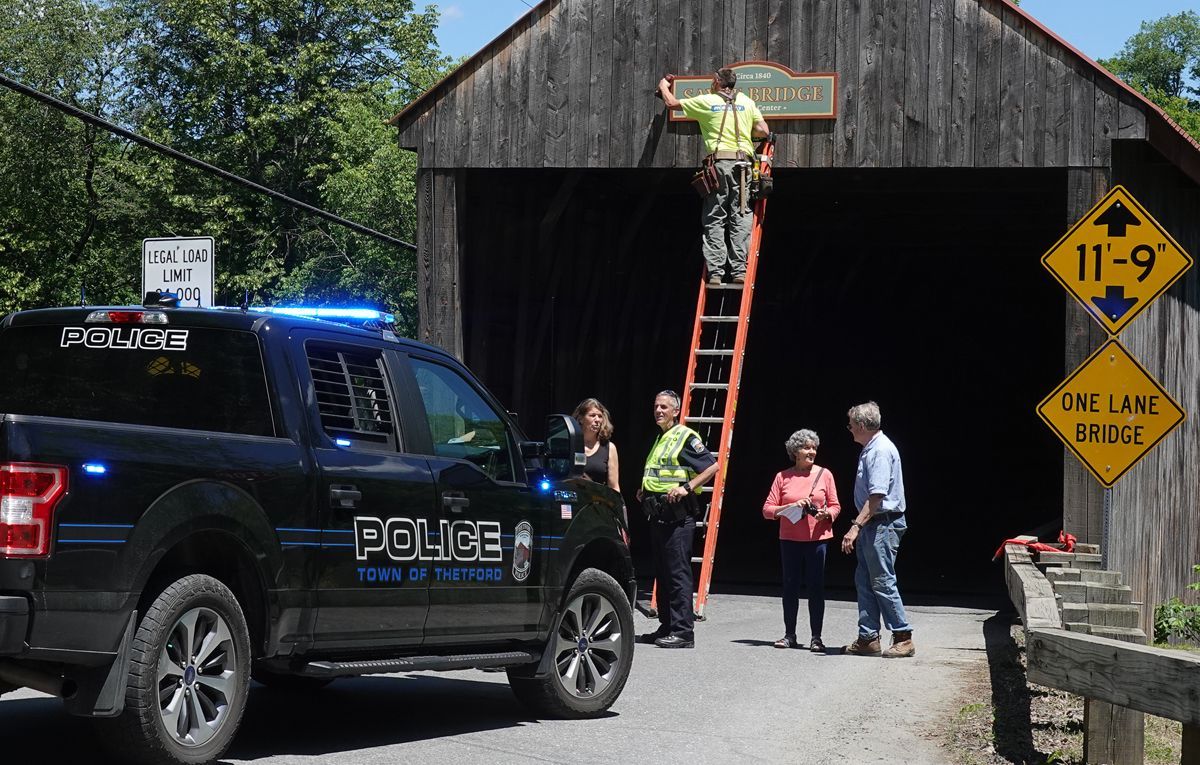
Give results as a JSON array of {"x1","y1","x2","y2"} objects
[{"x1": 391, "y1": 0, "x2": 1200, "y2": 611}]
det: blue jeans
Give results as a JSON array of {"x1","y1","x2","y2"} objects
[
  {"x1": 780, "y1": 540, "x2": 827, "y2": 640},
  {"x1": 854, "y1": 515, "x2": 912, "y2": 638}
]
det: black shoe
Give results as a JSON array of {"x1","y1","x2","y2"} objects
[
  {"x1": 637, "y1": 630, "x2": 669, "y2": 645},
  {"x1": 655, "y1": 634, "x2": 695, "y2": 649}
]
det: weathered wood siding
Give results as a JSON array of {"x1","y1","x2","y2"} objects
[
  {"x1": 1108, "y1": 141, "x2": 1200, "y2": 637},
  {"x1": 397, "y1": 0, "x2": 1148, "y2": 171}
]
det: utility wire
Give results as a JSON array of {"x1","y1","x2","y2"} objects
[{"x1": 0, "y1": 71, "x2": 416, "y2": 251}]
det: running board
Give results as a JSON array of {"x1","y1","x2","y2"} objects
[{"x1": 300, "y1": 650, "x2": 539, "y2": 677}]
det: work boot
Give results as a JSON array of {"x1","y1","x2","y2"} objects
[
  {"x1": 708, "y1": 275, "x2": 723, "y2": 286},
  {"x1": 882, "y1": 630, "x2": 915, "y2": 658},
  {"x1": 845, "y1": 635, "x2": 882, "y2": 656},
  {"x1": 732, "y1": 274, "x2": 746, "y2": 284}
]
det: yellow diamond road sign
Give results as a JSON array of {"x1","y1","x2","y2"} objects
[
  {"x1": 1042, "y1": 185, "x2": 1193, "y2": 335},
  {"x1": 1037, "y1": 339, "x2": 1185, "y2": 488}
]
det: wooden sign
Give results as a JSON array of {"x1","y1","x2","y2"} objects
[{"x1": 669, "y1": 61, "x2": 837, "y2": 121}]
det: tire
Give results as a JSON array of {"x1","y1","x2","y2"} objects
[
  {"x1": 507, "y1": 567, "x2": 634, "y2": 718},
  {"x1": 95, "y1": 574, "x2": 251, "y2": 765},
  {"x1": 251, "y1": 665, "x2": 334, "y2": 692}
]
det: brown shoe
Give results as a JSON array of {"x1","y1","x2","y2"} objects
[
  {"x1": 732, "y1": 275, "x2": 746, "y2": 284},
  {"x1": 708, "y1": 274, "x2": 723, "y2": 285},
  {"x1": 845, "y1": 635, "x2": 881, "y2": 656},
  {"x1": 882, "y1": 631, "x2": 915, "y2": 658}
]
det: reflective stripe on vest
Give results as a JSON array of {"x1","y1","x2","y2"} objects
[{"x1": 642, "y1": 424, "x2": 703, "y2": 494}]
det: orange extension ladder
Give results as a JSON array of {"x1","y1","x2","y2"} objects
[{"x1": 651, "y1": 134, "x2": 776, "y2": 620}]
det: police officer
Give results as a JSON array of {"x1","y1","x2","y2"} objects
[{"x1": 635, "y1": 390, "x2": 719, "y2": 648}]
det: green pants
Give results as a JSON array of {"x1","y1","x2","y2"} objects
[{"x1": 701, "y1": 159, "x2": 752, "y2": 279}]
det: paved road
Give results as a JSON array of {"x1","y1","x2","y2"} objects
[{"x1": 1, "y1": 593, "x2": 995, "y2": 764}]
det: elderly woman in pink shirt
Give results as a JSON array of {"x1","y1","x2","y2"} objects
[{"x1": 762, "y1": 429, "x2": 841, "y2": 651}]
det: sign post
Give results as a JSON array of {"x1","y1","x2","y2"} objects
[
  {"x1": 142, "y1": 237, "x2": 215, "y2": 307},
  {"x1": 1038, "y1": 186, "x2": 1191, "y2": 488}
]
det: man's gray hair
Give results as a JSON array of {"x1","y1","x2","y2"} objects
[
  {"x1": 848, "y1": 401, "x2": 882, "y2": 431},
  {"x1": 656, "y1": 390, "x2": 681, "y2": 410},
  {"x1": 784, "y1": 429, "x2": 820, "y2": 458}
]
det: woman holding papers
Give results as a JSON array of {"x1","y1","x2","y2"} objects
[{"x1": 762, "y1": 429, "x2": 841, "y2": 651}]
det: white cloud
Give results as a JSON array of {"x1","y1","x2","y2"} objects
[{"x1": 440, "y1": 4, "x2": 464, "y2": 21}]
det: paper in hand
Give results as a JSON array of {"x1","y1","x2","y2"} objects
[{"x1": 777, "y1": 504, "x2": 806, "y2": 523}]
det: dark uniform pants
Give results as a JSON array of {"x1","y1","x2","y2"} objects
[{"x1": 650, "y1": 513, "x2": 696, "y2": 640}]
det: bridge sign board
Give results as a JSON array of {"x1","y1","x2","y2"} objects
[
  {"x1": 1037, "y1": 339, "x2": 1185, "y2": 488},
  {"x1": 669, "y1": 61, "x2": 837, "y2": 121},
  {"x1": 1041, "y1": 186, "x2": 1192, "y2": 336}
]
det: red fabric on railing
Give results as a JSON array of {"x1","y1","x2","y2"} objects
[{"x1": 993, "y1": 530, "x2": 1076, "y2": 561}]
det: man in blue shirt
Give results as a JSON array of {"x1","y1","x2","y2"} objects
[{"x1": 841, "y1": 401, "x2": 914, "y2": 658}]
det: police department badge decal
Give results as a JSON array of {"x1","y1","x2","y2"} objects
[{"x1": 512, "y1": 521, "x2": 533, "y2": 582}]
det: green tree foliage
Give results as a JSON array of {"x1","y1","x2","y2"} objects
[
  {"x1": 0, "y1": 0, "x2": 448, "y2": 332},
  {"x1": 1101, "y1": 11, "x2": 1200, "y2": 142},
  {"x1": 0, "y1": 0, "x2": 142, "y2": 309}
]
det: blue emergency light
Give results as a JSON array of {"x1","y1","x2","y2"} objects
[
  {"x1": 538, "y1": 479, "x2": 552, "y2": 492},
  {"x1": 251, "y1": 306, "x2": 395, "y2": 324},
  {"x1": 82, "y1": 463, "x2": 108, "y2": 475}
]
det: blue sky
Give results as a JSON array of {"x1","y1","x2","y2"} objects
[{"x1": 432, "y1": 1, "x2": 1198, "y2": 63}]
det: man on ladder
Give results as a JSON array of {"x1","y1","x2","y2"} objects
[
  {"x1": 636, "y1": 390, "x2": 719, "y2": 648},
  {"x1": 657, "y1": 67, "x2": 769, "y2": 284}
]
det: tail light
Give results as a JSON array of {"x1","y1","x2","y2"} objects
[{"x1": 0, "y1": 463, "x2": 68, "y2": 558}]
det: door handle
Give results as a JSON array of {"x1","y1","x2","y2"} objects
[
  {"x1": 442, "y1": 491, "x2": 470, "y2": 512},
  {"x1": 330, "y1": 485, "x2": 362, "y2": 509}
]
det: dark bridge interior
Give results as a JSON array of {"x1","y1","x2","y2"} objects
[{"x1": 459, "y1": 166, "x2": 1067, "y2": 596}]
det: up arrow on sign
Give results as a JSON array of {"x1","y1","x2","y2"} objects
[{"x1": 142, "y1": 237, "x2": 215, "y2": 307}]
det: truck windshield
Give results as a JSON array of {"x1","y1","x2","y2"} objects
[{"x1": 0, "y1": 324, "x2": 274, "y2": 437}]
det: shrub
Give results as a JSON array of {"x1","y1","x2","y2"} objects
[{"x1": 1153, "y1": 564, "x2": 1200, "y2": 644}]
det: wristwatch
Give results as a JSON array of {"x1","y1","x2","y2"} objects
[{"x1": 851, "y1": 520, "x2": 864, "y2": 530}]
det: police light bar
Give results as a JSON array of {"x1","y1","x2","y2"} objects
[
  {"x1": 250, "y1": 306, "x2": 395, "y2": 324},
  {"x1": 84, "y1": 310, "x2": 170, "y2": 325}
]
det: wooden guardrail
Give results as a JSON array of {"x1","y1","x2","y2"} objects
[{"x1": 1004, "y1": 543, "x2": 1200, "y2": 765}]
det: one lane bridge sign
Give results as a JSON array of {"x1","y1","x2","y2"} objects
[
  {"x1": 1037, "y1": 339, "x2": 1185, "y2": 488},
  {"x1": 142, "y1": 237, "x2": 215, "y2": 307},
  {"x1": 1041, "y1": 186, "x2": 1192, "y2": 335}
]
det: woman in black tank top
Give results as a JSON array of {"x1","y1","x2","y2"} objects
[{"x1": 572, "y1": 398, "x2": 621, "y2": 492}]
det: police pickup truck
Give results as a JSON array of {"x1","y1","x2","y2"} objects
[{"x1": 0, "y1": 298, "x2": 635, "y2": 765}]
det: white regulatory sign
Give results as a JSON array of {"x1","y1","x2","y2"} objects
[{"x1": 142, "y1": 237, "x2": 215, "y2": 307}]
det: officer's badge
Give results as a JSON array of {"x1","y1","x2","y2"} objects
[
  {"x1": 512, "y1": 521, "x2": 533, "y2": 582},
  {"x1": 690, "y1": 437, "x2": 706, "y2": 454}
]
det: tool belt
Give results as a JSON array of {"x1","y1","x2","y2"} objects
[
  {"x1": 641, "y1": 492, "x2": 696, "y2": 523},
  {"x1": 710, "y1": 151, "x2": 748, "y2": 161}
]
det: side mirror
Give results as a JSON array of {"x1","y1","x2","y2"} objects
[{"x1": 545, "y1": 414, "x2": 585, "y2": 479}]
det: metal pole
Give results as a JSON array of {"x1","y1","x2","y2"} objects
[{"x1": 1102, "y1": 486, "x2": 1112, "y2": 569}]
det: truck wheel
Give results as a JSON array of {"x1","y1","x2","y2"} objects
[
  {"x1": 97, "y1": 574, "x2": 250, "y2": 765},
  {"x1": 251, "y1": 665, "x2": 333, "y2": 692},
  {"x1": 508, "y1": 567, "x2": 634, "y2": 718}
]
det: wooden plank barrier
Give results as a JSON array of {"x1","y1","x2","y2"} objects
[
  {"x1": 1002, "y1": 543, "x2": 1200, "y2": 764},
  {"x1": 1026, "y1": 628, "x2": 1200, "y2": 764}
]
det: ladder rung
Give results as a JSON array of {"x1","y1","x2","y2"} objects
[
  {"x1": 706, "y1": 283, "x2": 743, "y2": 290},
  {"x1": 694, "y1": 349, "x2": 734, "y2": 356},
  {"x1": 689, "y1": 383, "x2": 729, "y2": 390},
  {"x1": 700, "y1": 315, "x2": 740, "y2": 322},
  {"x1": 690, "y1": 556, "x2": 705, "y2": 563},
  {"x1": 686, "y1": 416, "x2": 723, "y2": 423},
  {"x1": 700, "y1": 486, "x2": 714, "y2": 493},
  {"x1": 695, "y1": 520, "x2": 706, "y2": 528}
]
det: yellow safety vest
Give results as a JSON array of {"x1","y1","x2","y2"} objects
[{"x1": 642, "y1": 424, "x2": 704, "y2": 494}]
